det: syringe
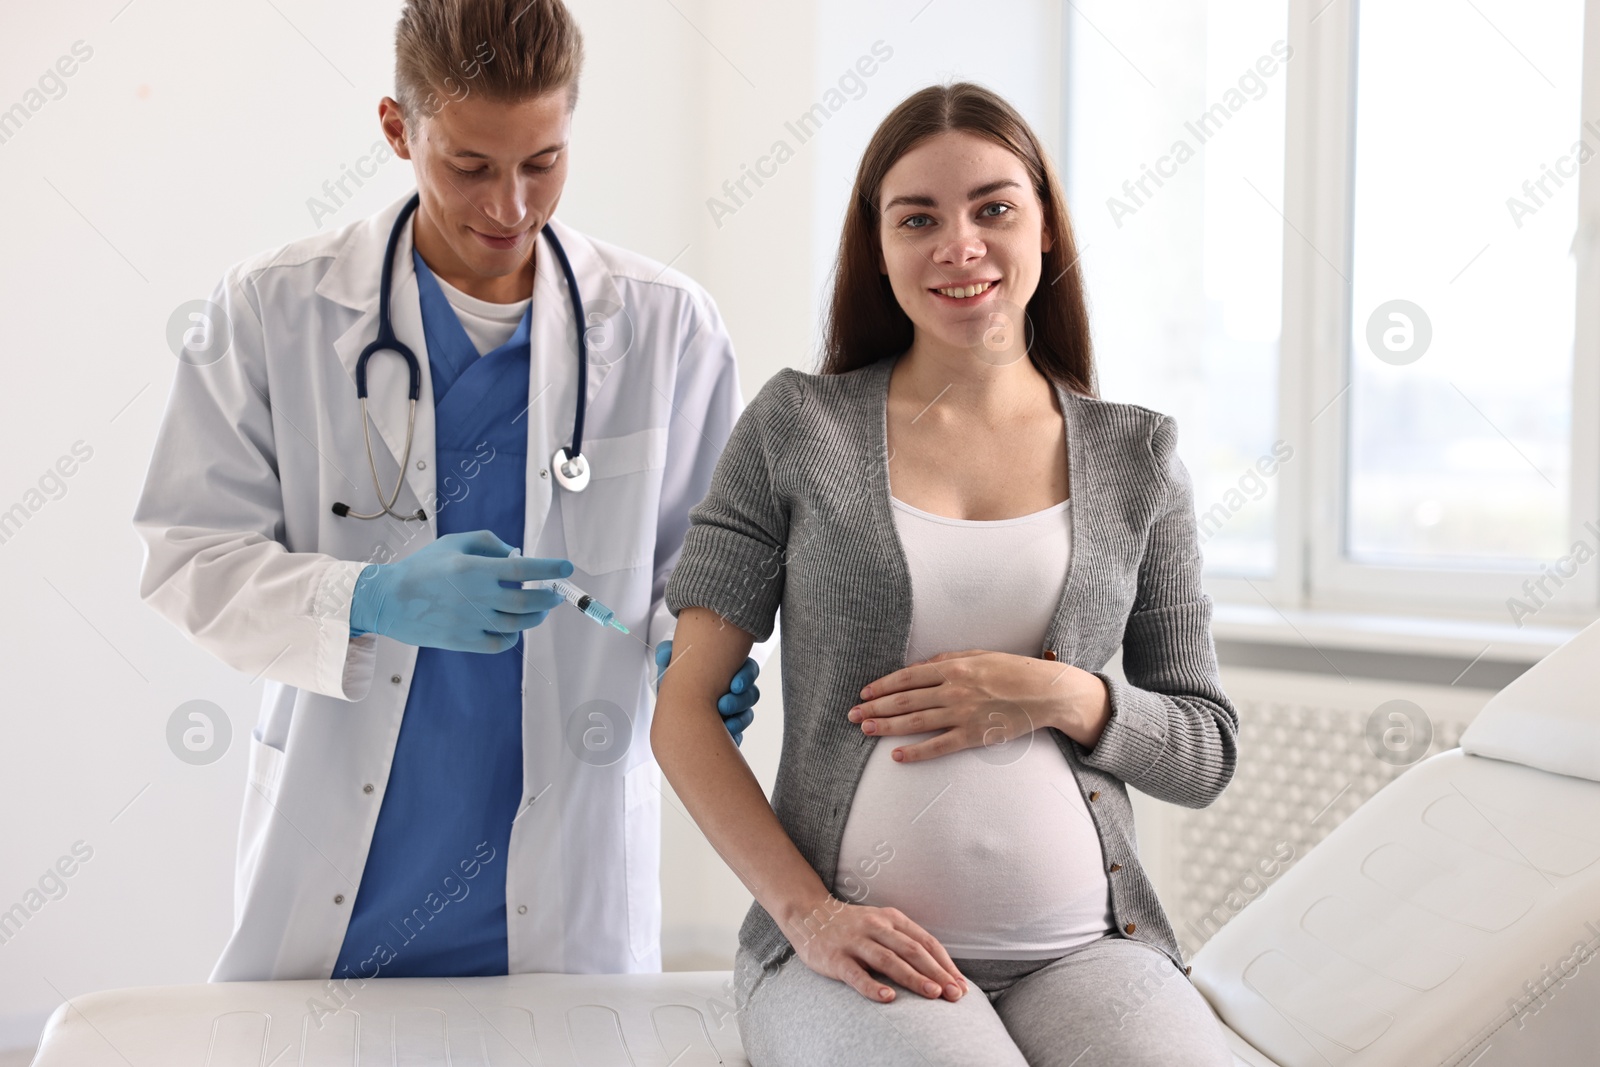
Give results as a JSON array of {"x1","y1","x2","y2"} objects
[{"x1": 509, "y1": 549, "x2": 630, "y2": 633}]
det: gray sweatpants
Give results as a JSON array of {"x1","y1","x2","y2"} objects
[{"x1": 731, "y1": 935, "x2": 1235, "y2": 1066}]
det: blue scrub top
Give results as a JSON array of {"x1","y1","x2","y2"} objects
[{"x1": 333, "y1": 252, "x2": 532, "y2": 979}]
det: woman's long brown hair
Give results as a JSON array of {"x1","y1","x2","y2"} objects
[{"x1": 819, "y1": 82, "x2": 1096, "y2": 397}]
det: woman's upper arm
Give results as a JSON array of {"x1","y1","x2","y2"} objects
[
  {"x1": 655, "y1": 607, "x2": 758, "y2": 721},
  {"x1": 1122, "y1": 415, "x2": 1218, "y2": 653},
  {"x1": 664, "y1": 371, "x2": 801, "y2": 643},
  {"x1": 1132, "y1": 415, "x2": 1207, "y2": 612}
]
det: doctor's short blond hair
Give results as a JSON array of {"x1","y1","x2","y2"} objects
[{"x1": 394, "y1": 0, "x2": 585, "y2": 127}]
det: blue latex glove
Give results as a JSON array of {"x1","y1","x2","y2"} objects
[
  {"x1": 348, "y1": 530, "x2": 569, "y2": 653},
  {"x1": 656, "y1": 639, "x2": 759, "y2": 747}
]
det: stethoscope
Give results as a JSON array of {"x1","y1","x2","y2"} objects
[{"x1": 332, "y1": 192, "x2": 591, "y2": 522}]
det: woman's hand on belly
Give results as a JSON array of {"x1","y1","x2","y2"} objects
[
  {"x1": 787, "y1": 895, "x2": 969, "y2": 1004},
  {"x1": 848, "y1": 649, "x2": 1111, "y2": 761}
]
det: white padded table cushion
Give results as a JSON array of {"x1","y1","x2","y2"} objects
[
  {"x1": 32, "y1": 968, "x2": 1278, "y2": 1065},
  {"x1": 1461, "y1": 615, "x2": 1600, "y2": 782},
  {"x1": 35, "y1": 971, "x2": 749, "y2": 1066},
  {"x1": 1190, "y1": 749, "x2": 1600, "y2": 1066}
]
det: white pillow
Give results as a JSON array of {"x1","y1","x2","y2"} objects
[{"x1": 1460, "y1": 616, "x2": 1600, "y2": 782}]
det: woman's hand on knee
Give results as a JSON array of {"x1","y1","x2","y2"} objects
[{"x1": 790, "y1": 899, "x2": 968, "y2": 1003}]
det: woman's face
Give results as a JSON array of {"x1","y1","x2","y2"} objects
[{"x1": 876, "y1": 130, "x2": 1053, "y2": 360}]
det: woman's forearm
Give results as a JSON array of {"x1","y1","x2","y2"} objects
[{"x1": 650, "y1": 607, "x2": 835, "y2": 939}]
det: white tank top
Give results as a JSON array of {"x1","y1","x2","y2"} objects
[{"x1": 832, "y1": 494, "x2": 1113, "y2": 959}]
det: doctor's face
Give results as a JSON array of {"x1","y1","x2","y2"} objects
[{"x1": 381, "y1": 86, "x2": 572, "y2": 289}]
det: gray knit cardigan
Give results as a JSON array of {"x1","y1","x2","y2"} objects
[{"x1": 663, "y1": 353, "x2": 1240, "y2": 981}]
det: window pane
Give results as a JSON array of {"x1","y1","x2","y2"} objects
[
  {"x1": 1065, "y1": 0, "x2": 1289, "y2": 577},
  {"x1": 1346, "y1": 0, "x2": 1582, "y2": 566}
]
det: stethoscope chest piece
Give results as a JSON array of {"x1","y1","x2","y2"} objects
[{"x1": 551, "y1": 446, "x2": 590, "y2": 492}]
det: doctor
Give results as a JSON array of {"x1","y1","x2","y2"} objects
[{"x1": 133, "y1": 0, "x2": 766, "y2": 981}]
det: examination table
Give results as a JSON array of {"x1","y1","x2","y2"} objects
[{"x1": 33, "y1": 622, "x2": 1600, "y2": 1065}]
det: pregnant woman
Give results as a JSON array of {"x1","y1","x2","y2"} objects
[{"x1": 653, "y1": 83, "x2": 1238, "y2": 1066}]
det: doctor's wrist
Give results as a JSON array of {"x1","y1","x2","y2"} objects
[{"x1": 348, "y1": 563, "x2": 385, "y2": 637}]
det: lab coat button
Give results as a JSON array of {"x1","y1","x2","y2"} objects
[
  {"x1": 540, "y1": 468, "x2": 549, "y2": 478},
  {"x1": 391, "y1": 675, "x2": 403, "y2": 685},
  {"x1": 517, "y1": 905, "x2": 528, "y2": 915},
  {"x1": 362, "y1": 783, "x2": 374, "y2": 794},
  {"x1": 1124, "y1": 922, "x2": 1136, "y2": 934},
  {"x1": 334, "y1": 894, "x2": 345, "y2": 905},
  {"x1": 416, "y1": 460, "x2": 426, "y2": 470}
]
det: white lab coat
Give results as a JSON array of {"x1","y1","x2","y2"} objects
[{"x1": 133, "y1": 191, "x2": 765, "y2": 981}]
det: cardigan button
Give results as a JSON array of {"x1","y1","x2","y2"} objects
[
  {"x1": 1124, "y1": 922, "x2": 1136, "y2": 934},
  {"x1": 1089, "y1": 791, "x2": 1101, "y2": 801},
  {"x1": 1108, "y1": 862, "x2": 1122, "y2": 872},
  {"x1": 1185, "y1": 965, "x2": 1193, "y2": 976},
  {"x1": 1042, "y1": 648, "x2": 1058, "y2": 661}
]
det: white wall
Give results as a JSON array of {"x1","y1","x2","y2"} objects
[{"x1": 0, "y1": 0, "x2": 1066, "y2": 1046}]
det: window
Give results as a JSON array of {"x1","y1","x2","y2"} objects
[
  {"x1": 1065, "y1": 0, "x2": 1600, "y2": 624},
  {"x1": 1065, "y1": 0, "x2": 1290, "y2": 579},
  {"x1": 1345, "y1": 1, "x2": 1581, "y2": 570}
]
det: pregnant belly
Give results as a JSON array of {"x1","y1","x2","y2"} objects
[{"x1": 833, "y1": 729, "x2": 1114, "y2": 958}]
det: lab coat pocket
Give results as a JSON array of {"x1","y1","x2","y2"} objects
[
  {"x1": 236, "y1": 729, "x2": 287, "y2": 922},
  {"x1": 624, "y1": 757, "x2": 663, "y2": 962},
  {"x1": 559, "y1": 427, "x2": 668, "y2": 575}
]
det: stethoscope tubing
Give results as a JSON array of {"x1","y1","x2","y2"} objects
[{"x1": 336, "y1": 192, "x2": 589, "y2": 521}]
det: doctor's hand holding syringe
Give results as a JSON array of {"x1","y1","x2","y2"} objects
[
  {"x1": 350, "y1": 530, "x2": 629, "y2": 649},
  {"x1": 347, "y1": 530, "x2": 581, "y2": 653},
  {"x1": 346, "y1": 529, "x2": 760, "y2": 740},
  {"x1": 507, "y1": 546, "x2": 628, "y2": 633}
]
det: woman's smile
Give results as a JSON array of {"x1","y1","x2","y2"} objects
[{"x1": 929, "y1": 278, "x2": 1000, "y2": 305}]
